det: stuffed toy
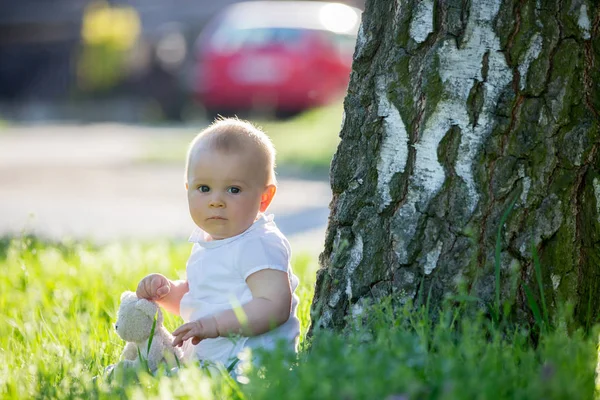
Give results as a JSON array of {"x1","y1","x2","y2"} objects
[{"x1": 114, "y1": 291, "x2": 183, "y2": 373}]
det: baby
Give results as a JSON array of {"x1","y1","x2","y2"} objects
[{"x1": 136, "y1": 118, "x2": 300, "y2": 370}]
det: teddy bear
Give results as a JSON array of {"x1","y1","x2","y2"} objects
[{"x1": 114, "y1": 291, "x2": 183, "y2": 373}]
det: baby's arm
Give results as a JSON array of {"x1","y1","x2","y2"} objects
[
  {"x1": 172, "y1": 269, "x2": 291, "y2": 346},
  {"x1": 136, "y1": 273, "x2": 189, "y2": 316}
]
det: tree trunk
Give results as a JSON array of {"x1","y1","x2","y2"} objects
[{"x1": 311, "y1": 0, "x2": 600, "y2": 332}]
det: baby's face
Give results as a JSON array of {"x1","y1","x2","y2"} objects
[{"x1": 186, "y1": 147, "x2": 270, "y2": 240}]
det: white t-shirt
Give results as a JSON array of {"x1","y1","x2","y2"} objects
[{"x1": 179, "y1": 213, "x2": 300, "y2": 367}]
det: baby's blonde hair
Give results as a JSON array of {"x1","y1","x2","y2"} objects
[{"x1": 185, "y1": 117, "x2": 277, "y2": 186}]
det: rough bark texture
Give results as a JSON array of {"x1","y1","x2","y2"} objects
[{"x1": 311, "y1": 0, "x2": 600, "y2": 332}]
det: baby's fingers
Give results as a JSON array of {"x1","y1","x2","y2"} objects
[
  {"x1": 156, "y1": 285, "x2": 170, "y2": 299},
  {"x1": 172, "y1": 331, "x2": 186, "y2": 347},
  {"x1": 177, "y1": 331, "x2": 202, "y2": 347},
  {"x1": 172, "y1": 323, "x2": 188, "y2": 337},
  {"x1": 172, "y1": 325, "x2": 190, "y2": 346},
  {"x1": 136, "y1": 279, "x2": 152, "y2": 299},
  {"x1": 150, "y1": 276, "x2": 165, "y2": 298}
]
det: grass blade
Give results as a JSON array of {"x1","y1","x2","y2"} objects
[
  {"x1": 137, "y1": 345, "x2": 149, "y2": 373},
  {"x1": 523, "y1": 283, "x2": 544, "y2": 333},
  {"x1": 227, "y1": 357, "x2": 240, "y2": 373},
  {"x1": 531, "y1": 242, "x2": 549, "y2": 328},
  {"x1": 495, "y1": 195, "x2": 518, "y2": 322},
  {"x1": 147, "y1": 311, "x2": 158, "y2": 355}
]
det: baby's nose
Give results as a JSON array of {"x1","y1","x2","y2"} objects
[{"x1": 209, "y1": 196, "x2": 225, "y2": 207}]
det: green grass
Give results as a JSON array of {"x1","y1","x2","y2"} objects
[
  {"x1": 0, "y1": 118, "x2": 9, "y2": 132},
  {"x1": 140, "y1": 101, "x2": 343, "y2": 177},
  {"x1": 258, "y1": 102, "x2": 343, "y2": 176},
  {"x1": 1, "y1": 236, "x2": 599, "y2": 399}
]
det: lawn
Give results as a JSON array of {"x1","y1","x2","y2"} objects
[
  {"x1": 140, "y1": 101, "x2": 344, "y2": 178},
  {"x1": 1, "y1": 236, "x2": 599, "y2": 399}
]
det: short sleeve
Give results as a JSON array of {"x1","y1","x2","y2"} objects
[{"x1": 236, "y1": 233, "x2": 291, "y2": 280}]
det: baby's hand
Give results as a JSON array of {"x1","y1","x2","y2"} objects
[
  {"x1": 136, "y1": 273, "x2": 171, "y2": 301},
  {"x1": 172, "y1": 317, "x2": 219, "y2": 347}
]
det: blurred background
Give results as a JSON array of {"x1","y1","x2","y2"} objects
[
  {"x1": 0, "y1": 0, "x2": 363, "y2": 121},
  {"x1": 0, "y1": 0, "x2": 363, "y2": 255}
]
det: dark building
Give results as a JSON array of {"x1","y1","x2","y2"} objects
[{"x1": 0, "y1": 0, "x2": 88, "y2": 100}]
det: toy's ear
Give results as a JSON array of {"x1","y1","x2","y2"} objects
[
  {"x1": 135, "y1": 298, "x2": 159, "y2": 318},
  {"x1": 120, "y1": 291, "x2": 137, "y2": 303}
]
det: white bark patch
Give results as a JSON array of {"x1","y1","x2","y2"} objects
[
  {"x1": 578, "y1": 4, "x2": 591, "y2": 40},
  {"x1": 351, "y1": 302, "x2": 364, "y2": 317},
  {"x1": 330, "y1": 228, "x2": 343, "y2": 264},
  {"x1": 519, "y1": 165, "x2": 531, "y2": 204},
  {"x1": 346, "y1": 278, "x2": 353, "y2": 301},
  {"x1": 319, "y1": 309, "x2": 333, "y2": 328},
  {"x1": 534, "y1": 0, "x2": 543, "y2": 28},
  {"x1": 409, "y1": 0, "x2": 434, "y2": 44},
  {"x1": 397, "y1": 269, "x2": 416, "y2": 305},
  {"x1": 393, "y1": 0, "x2": 511, "y2": 261},
  {"x1": 345, "y1": 235, "x2": 364, "y2": 299},
  {"x1": 328, "y1": 290, "x2": 342, "y2": 307},
  {"x1": 404, "y1": 270, "x2": 415, "y2": 284},
  {"x1": 355, "y1": 22, "x2": 367, "y2": 58},
  {"x1": 347, "y1": 234, "x2": 364, "y2": 276},
  {"x1": 593, "y1": 178, "x2": 600, "y2": 222},
  {"x1": 392, "y1": 192, "x2": 419, "y2": 263},
  {"x1": 393, "y1": 0, "x2": 404, "y2": 32},
  {"x1": 376, "y1": 76, "x2": 409, "y2": 211},
  {"x1": 414, "y1": 103, "x2": 456, "y2": 204},
  {"x1": 438, "y1": 0, "x2": 512, "y2": 213},
  {"x1": 521, "y1": 177, "x2": 531, "y2": 204},
  {"x1": 518, "y1": 33, "x2": 543, "y2": 90},
  {"x1": 424, "y1": 241, "x2": 443, "y2": 275},
  {"x1": 551, "y1": 274, "x2": 561, "y2": 291},
  {"x1": 538, "y1": 105, "x2": 549, "y2": 126}
]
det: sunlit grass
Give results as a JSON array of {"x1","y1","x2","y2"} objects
[
  {"x1": 0, "y1": 119, "x2": 9, "y2": 132},
  {"x1": 1, "y1": 236, "x2": 598, "y2": 399},
  {"x1": 0, "y1": 236, "x2": 318, "y2": 398},
  {"x1": 139, "y1": 101, "x2": 343, "y2": 177},
  {"x1": 258, "y1": 101, "x2": 343, "y2": 176}
]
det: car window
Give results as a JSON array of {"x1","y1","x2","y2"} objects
[{"x1": 210, "y1": 27, "x2": 304, "y2": 52}]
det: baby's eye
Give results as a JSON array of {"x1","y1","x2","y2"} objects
[
  {"x1": 198, "y1": 185, "x2": 210, "y2": 193},
  {"x1": 227, "y1": 187, "x2": 241, "y2": 194}
]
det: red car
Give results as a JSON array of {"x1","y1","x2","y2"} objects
[{"x1": 193, "y1": 1, "x2": 361, "y2": 117}]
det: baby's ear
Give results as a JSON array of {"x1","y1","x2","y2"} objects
[
  {"x1": 135, "y1": 298, "x2": 159, "y2": 318},
  {"x1": 260, "y1": 184, "x2": 277, "y2": 212}
]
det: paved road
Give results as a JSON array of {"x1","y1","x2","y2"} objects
[{"x1": 0, "y1": 124, "x2": 331, "y2": 255}]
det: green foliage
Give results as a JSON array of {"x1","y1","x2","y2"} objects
[
  {"x1": 77, "y1": 2, "x2": 140, "y2": 93},
  {"x1": 250, "y1": 299, "x2": 598, "y2": 400},
  {"x1": 1, "y1": 237, "x2": 598, "y2": 399}
]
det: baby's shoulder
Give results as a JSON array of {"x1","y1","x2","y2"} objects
[{"x1": 240, "y1": 227, "x2": 289, "y2": 252}]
